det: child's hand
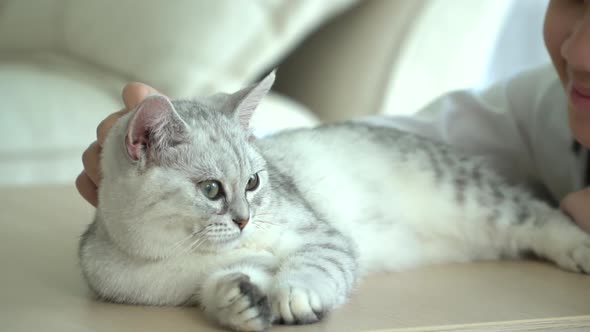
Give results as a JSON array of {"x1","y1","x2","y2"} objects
[
  {"x1": 561, "y1": 187, "x2": 590, "y2": 233},
  {"x1": 75, "y1": 83, "x2": 159, "y2": 207}
]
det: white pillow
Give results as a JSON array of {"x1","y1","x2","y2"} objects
[
  {"x1": 0, "y1": 0, "x2": 357, "y2": 97},
  {"x1": 0, "y1": 53, "x2": 318, "y2": 186}
]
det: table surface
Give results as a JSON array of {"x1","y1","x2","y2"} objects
[{"x1": 2, "y1": 185, "x2": 590, "y2": 332}]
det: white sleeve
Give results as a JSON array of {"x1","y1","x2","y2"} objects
[{"x1": 365, "y1": 64, "x2": 560, "y2": 187}]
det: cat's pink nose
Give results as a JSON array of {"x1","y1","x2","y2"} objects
[{"x1": 232, "y1": 218, "x2": 249, "y2": 230}]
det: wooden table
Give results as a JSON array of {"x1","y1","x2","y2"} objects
[{"x1": 2, "y1": 186, "x2": 590, "y2": 331}]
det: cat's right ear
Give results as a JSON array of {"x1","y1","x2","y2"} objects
[
  {"x1": 224, "y1": 71, "x2": 275, "y2": 130},
  {"x1": 126, "y1": 95, "x2": 188, "y2": 161}
]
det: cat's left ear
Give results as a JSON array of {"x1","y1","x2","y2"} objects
[
  {"x1": 226, "y1": 70, "x2": 275, "y2": 130},
  {"x1": 126, "y1": 94, "x2": 189, "y2": 162}
]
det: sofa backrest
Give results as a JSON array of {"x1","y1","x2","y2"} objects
[{"x1": 0, "y1": 0, "x2": 357, "y2": 98}]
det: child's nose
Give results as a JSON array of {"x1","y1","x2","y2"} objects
[{"x1": 562, "y1": 13, "x2": 590, "y2": 73}]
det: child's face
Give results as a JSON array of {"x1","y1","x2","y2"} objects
[{"x1": 544, "y1": 0, "x2": 590, "y2": 146}]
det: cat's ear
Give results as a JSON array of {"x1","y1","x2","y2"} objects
[
  {"x1": 225, "y1": 70, "x2": 275, "y2": 129},
  {"x1": 126, "y1": 95, "x2": 189, "y2": 161}
]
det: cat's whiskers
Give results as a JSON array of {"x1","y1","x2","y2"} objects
[
  {"x1": 167, "y1": 231, "x2": 199, "y2": 256},
  {"x1": 166, "y1": 227, "x2": 209, "y2": 259},
  {"x1": 189, "y1": 233, "x2": 210, "y2": 252},
  {"x1": 175, "y1": 234, "x2": 206, "y2": 258},
  {"x1": 251, "y1": 218, "x2": 281, "y2": 233},
  {"x1": 253, "y1": 219, "x2": 280, "y2": 227},
  {"x1": 252, "y1": 223, "x2": 269, "y2": 231},
  {"x1": 185, "y1": 227, "x2": 212, "y2": 252},
  {"x1": 249, "y1": 211, "x2": 280, "y2": 231}
]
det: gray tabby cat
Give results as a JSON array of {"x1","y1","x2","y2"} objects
[{"x1": 79, "y1": 72, "x2": 590, "y2": 331}]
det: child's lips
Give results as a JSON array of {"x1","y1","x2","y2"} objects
[{"x1": 569, "y1": 83, "x2": 590, "y2": 113}]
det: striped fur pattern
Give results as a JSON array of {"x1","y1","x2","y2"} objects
[{"x1": 79, "y1": 73, "x2": 590, "y2": 331}]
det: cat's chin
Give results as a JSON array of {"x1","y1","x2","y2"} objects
[{"x1": 198, "y1": 237, "x2": 241, "y2": 253}]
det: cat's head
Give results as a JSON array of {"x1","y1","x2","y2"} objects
[{"x1": 98, "y1": 72, "x2": 276, "y2": 260}]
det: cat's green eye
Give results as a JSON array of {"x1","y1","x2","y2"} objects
[
  {"x1": 199, "y1": 180, "x2": 223, "y2": 200},
  {"x1": 246, "y1": 173, "x2": 259, "y2": 191}
]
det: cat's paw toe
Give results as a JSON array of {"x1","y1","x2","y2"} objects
[
  {"x1": 273, "y1": 286, "x2": 325, "y2": 325},
  {"x1": 217, "y1": 274, "x2": 272, "y2": 331},
  {"x1": 570, "y1": 243, "x2": 590, "y2": 274},
  {"x1": 551, "y1": 240, "x2": 590, "y2": 274}
]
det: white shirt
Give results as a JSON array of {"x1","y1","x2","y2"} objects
[{"x1": 366, "y1": 64, "x2": 586, "y2": 204}]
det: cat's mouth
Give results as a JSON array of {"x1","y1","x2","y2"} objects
[
  {"x1": 188, "y1": 222, "x2": 242, "y2": 252},
  {"x1": 208, "y1": 234, "x2": 239, "y2": 243},
  {"x1": 202, "y1": 232, "x2": 241, "y2": 251}
]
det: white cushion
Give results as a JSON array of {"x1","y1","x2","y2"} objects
[
  {"x1": 0, "y1": 54, "x2": 126, "y2": 154},
  {"x1": 0, "y1": 0, "x2": 357, "y2": 97},
  {"x1": 0, "y1": 54, "x2": 318, "y2": 186},
  {"x1": 0, "y1": 54, "x2": 126, "y2": 186},
  {"x1": 0, "y1": 0, "x2": 344, "y2": 186}
]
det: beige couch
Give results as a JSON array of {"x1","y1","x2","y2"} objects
[{"x1": 3, "y1": 1, "x2": 589, "y2": 331}]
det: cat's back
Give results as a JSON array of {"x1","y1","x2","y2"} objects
[
  {"x1": 257, "y1": 122, "x2": 522, "y2": 272},
  {"x1": 259, "y1": 121, "x2": 508, "y2": 220},
  {"x1": 256, "y1": 122, "x2": 471, "y2": 221},
  {"x1": 257, "y1": 122, "x2": 461, "y2": 178}
]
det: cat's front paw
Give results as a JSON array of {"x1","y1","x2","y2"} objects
[
  {"x1": 272, "y1": 286, "x2": 325, "y2": 325},
  {"x1": 553, "y1": 240, "x2": 590, "y2": 274},
  {"x1": 215, "y1": 273, "x2": 272, "y2": 331}
]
